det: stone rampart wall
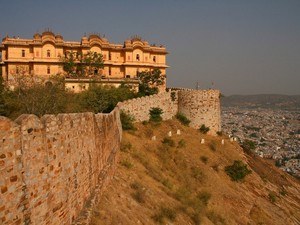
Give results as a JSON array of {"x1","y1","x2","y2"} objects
[
  {"x1": 119, "y1": 89, "x2": 221, "y2": 135},
  {"x1": 177, "y1": 89, "x2": 221, "y2": 134},
  {"x1": 0, "y1": 109, "x2": 122, "y2": 225},
  {"x1": 118, "y1": 91, "x2": 178, "y2": 122}
]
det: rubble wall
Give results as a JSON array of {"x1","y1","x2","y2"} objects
[
  {"x1": 119, "y1": 89, "x2": 221, "y2": 135},
  {"x1": 177, "y1": 89, "x2": 221, "y2": 134},
  {"x1": 0, "y1": 109, "x2": 122, "y2": 225},
  {"x1": 118, "y1": 91, "x2": 178, "y2": 122}
]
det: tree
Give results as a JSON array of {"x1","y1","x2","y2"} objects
[
  {"x1": 61, "y1": 51, "x2": 104, "y2": 77},
  {"x1": 137, "y1": 68, "x2": 165, "y2": 96},
  {"x1": 82, "y1": 51, "x2": 104, "y2": 76}
]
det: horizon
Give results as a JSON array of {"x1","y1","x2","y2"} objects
[{"x1": 0, "y1": 0, "x2": 299, "y2": 95}]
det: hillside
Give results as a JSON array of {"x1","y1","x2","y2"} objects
[
  {"x1": 221, "y1": 94, "x2": 300, "y2": 109},
  {"x1": 90, "y1": 120, "x2": 300, "y2": 225}
]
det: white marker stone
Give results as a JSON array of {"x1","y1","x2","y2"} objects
[
  {"x1": 168, "y1": 131, "x2": 172, "y2": 137},
  {"x1": 151, "y1": 136, "x2": 156, "y2": 141},
  {"x1": 221, "y1": 139, "x2": 225, "y2": 145},
  {"x1": 201, "y1": 139, "x2": 205, "y2": 144},
  {"x1": 177, "y1": 129, "x2": 181, "y2": 135}
]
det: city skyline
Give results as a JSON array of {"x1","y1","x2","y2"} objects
[{"x1": 0, "y1": 0, "x2": 299, "y2": 95}]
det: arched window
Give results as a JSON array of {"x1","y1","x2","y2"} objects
[
  {"x1": 136, "y1": 54, "x2": 140, "y2": 61},
  {"x1": 47, "y1": 66, "x2": 50, "y2": 74},
  {"x1": 22, "y1": 50, "x2": 25, "y2": 57},
  {"x1": 153, "y1": 56, "x2": 156, "y2": 62},
  {"x1": 47, "y1": 50, "x2": 51, "y2": 57},
  {"x1": 109, "y1": 52, "x2": 112, "y2": 60}
]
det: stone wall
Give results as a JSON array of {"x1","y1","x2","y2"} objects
[
  {"x1": 0, "y1": 109, "x2": 122, "y2": 225},
  {"x1": 177, "y1": 89, "x2": 221, "y2": 135},
  {"x1": 119, "y1": 88, "x2": 221, "y2": 135},
  {"x1": 118, "y1": 91, "x2": 178, "y2": 122}
]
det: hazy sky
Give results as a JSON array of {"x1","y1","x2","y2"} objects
[{"x1": 1, "y1": 0, "x2": 299, "y2": 95}]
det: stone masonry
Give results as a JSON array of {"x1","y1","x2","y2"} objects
[
  {"x1": 119, "y1": 88, "x2": 221, "y2": 135},
  {"x1": 0, "y1": 108, "x2": 122, "y2": 225}
]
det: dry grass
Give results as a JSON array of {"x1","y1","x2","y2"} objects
[{"x1": 90, "y1": 119, "x2": 300, "y2": 225}]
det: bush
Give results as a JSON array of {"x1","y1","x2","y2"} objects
[
  {"x1": 177, "y1": 139, "x2": 186, "y2": 148},
  {"x1": 149, "y1": 107, "x2": 163, "y2": 123},
  {"x1": 162, "y1": 137, "x2": 175, "y2": 147},
  {"x1": 196, "y1": 191, "x2": 211, "y2": 206},
  {"x1": 120, "y1": 111, "x2": 135, "y2": 130},
  {"x1": 130, "y1": 181, "x2": 146, "y2": 203},
  {"x1": 241, "y1": 139, "x2": 256, "y2": 154},
  {"x1": 200, "y1": 156, "x2": 208, "y2": 164},
  {"x1": 209, "y1": 141, "x2": 217, "y2": 151},
  {"x1": 268, "y1": 192, "x2": 277, "y2": 203},
  {"x1": 225, "y1": 160, "x2": 252, "y2": 182},
  {"x1": 175, "y1": 113, "x2": 191, "y2": 126},
  {"x1": 199, "y1": 124, "x2": 210, "y2": 134},
  {"x1": 216, "y1": 131, "x2": 223, "y2": 136},
  {"x1": 153, "y1": 206, "x2": 176, "y2": 224},
  {"x1": 120, "y1": 141, "x2": 132, "y2": 152},
  {"x1": 120, "y1": 158, "x2": 134, "y2": 169}
]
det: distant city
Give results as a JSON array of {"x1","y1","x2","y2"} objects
[{"x1": 222, "y1": 95, "x2": 300, "y2": 178}]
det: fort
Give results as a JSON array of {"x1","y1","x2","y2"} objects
[
  {"x1": 0, "y1": 32, "x2": 221, "y2": 225},
  {"x1": 0, "y1": 88, "x2": 220, "y2": 225}
]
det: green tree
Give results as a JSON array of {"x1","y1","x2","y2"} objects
[
  {"x1": 61, "y1": 51, "x2": 104, "y2": 77},
  {"x1": 82, "y1": 51, "x2": 104, "y2": 76},
  {"x1": 149, "y1": 107, "x2": 163, "y2": 123},
  {"x1": 61, "y1": 51, "x2": 77, "y2": 77},
  {"x1": 137, "y1": 68, "x2": 165, "y2": 96}
]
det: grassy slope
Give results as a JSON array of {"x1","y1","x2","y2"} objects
[{"x1": 91, "y1": 120, "x2": 300, "y2": 225}]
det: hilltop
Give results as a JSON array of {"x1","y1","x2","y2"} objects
[
  {"x1": 221, "y1": 94, "x2": 300, "y2": 109},
  {"x1": 90, "y1": 120, "x2": 300, "y2": 225}
]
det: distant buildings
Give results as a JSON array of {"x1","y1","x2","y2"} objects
[{"x1": 0, "y1": 31, "x2": 168, "y2": 91}]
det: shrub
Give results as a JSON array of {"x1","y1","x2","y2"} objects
[
  {"x1": 149, "y1": 107, "x2": 163, "y2": 123},
  {"x1": 191, "y1": 167, "x2": 205, "y2": 181},
  {"x1": 207, "y1": 211, "x2": 225, "y2": 225},
  {"x1": 216, "y1": 131, "x2": 223, "y2": 136},
  {"x1": 153, "y1": 206, "x2": 176, "y2": 224},
  {"x1": 209, "y1": 141, "x2": 217, "y2": 151},
  {"x1": 120, "y1": 111, "x2": 135, "y2": 130},
  {"x1": 241, "y1": 139, "x2": 256, "y2": 154},
  {"x1": 175, "y1": 113, "x2": 191, "y2": 126},
  {"x1": 120, "y1": 158, "x2": 133, "y2": 169},
  {"x1": 162, "y1": 137, "x2": 175, "y2": 147},
  {"x1": 171, "y1": 91, "x2": 176, "y2": 101},
  {"x1": 177, "y1": 139, "x2": 186, "y2": 148},
  {"x1": 199, "y1": 124, "x2": 210, "y2": 134},
  {"x1": 196, "y1": 191, "x2": 211, "y2": 206},
  {"x1": 200, "y1": 156, "x2": 208, "y2": 164},
  {"x1": 268, "y1": 192, "x2": 277, "y2": 203},
  {"x1": 120, "y1": 141, "x2": 132, "y2": 152},
  {"x1": 130, "y1": 181, "x2": 146, "y2": 203},
  {"x1": 225, "y1": 160, "x2": 252, "y2": 181}
]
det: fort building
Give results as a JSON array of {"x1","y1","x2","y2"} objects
[{"x1": 0, "y1": 31, "x2": 168, "y2": 91}]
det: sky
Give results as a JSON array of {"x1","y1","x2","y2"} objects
[{"x1": 0, "y1": 0, "x2": 299, "y2": 95}]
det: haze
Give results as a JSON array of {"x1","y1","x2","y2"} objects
[{"x1": 0, "y1": 0, "x2": 299, "y2": 95}]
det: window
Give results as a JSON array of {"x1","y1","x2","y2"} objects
[
  {"x1": 109, "y1": 67, "x2": 111, "y2": 76},
  {"x1": 22, "y1": 50, "x2": 25, "y2": 57},
  {"x1": 47, "y1": 50, "x2": 50, "y2": 57},
  {"x1": 94, "y1": 69, "x2": 98, "y2": 75},
  {"x1": 153, "y1": 56, "x2": 156, "y2": 62},
  {"x1": 136, "y1": 54, "x2": 140, "y2": 61},
  {"x1": 145, "y1": 56, "x2": 148, "y2": 61},
  {"x1": 47, "y1": 66, "x2": 50, "y2": 74},
  {"x1": 127, "y1": 56, "x2": 130, "y2": 60},
  {"x1": 126, "y1": 75, "x2": 130, "y2": 78},
  {"x1": 16, "y1": 66, "x2": 19, "y2": 74},
  {"x1": 109, "y1": 52, "x2": 112, "y2": 60}
]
